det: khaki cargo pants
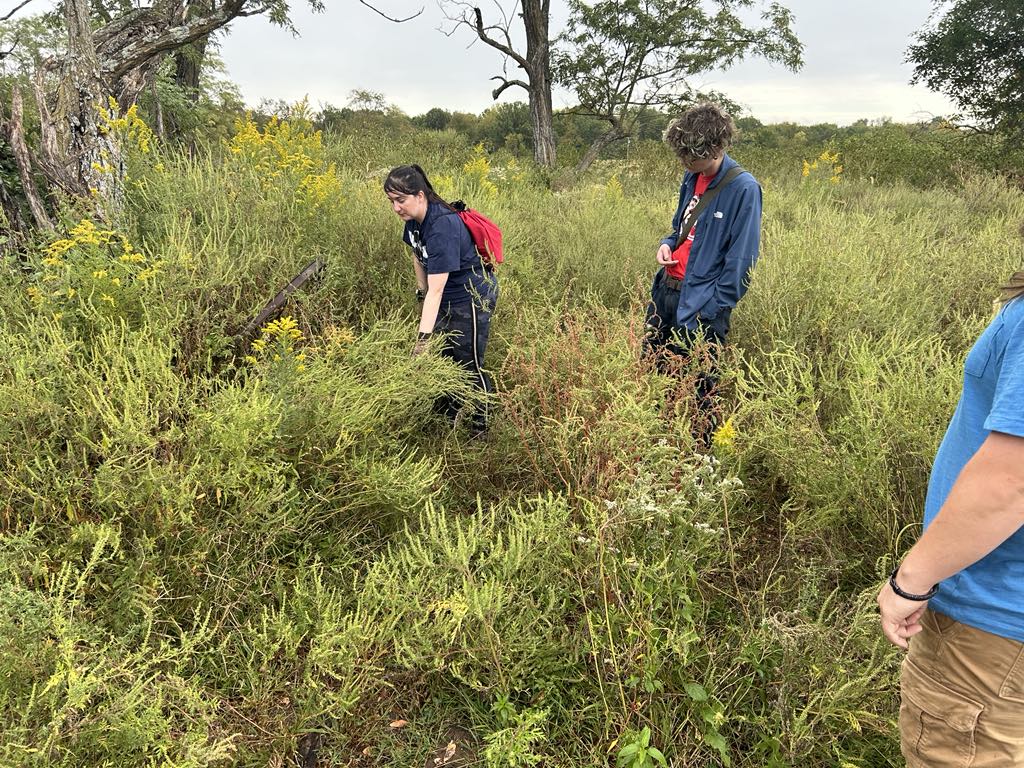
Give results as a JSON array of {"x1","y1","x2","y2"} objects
[{"x1": 901, "y1": 609, "x2": 1024, "y2": 767}]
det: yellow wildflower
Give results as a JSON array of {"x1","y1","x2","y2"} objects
[
  {"x1": 712, "y1": 416, "x2": 737, "y2": 452},
  {"x1": 463, "y1": 144, "x2": 498, "y2": 197}
]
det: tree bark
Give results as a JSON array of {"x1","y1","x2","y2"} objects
[
  {"x1": 472, "y1": 1, "x2": 556, "y2": 169},
  {"x1": 522, "y1": 0, "x2": 556, "y2": 168},
  {"x1": 0, "y1": 178, "x2": 28, "y2": 247},
  {"x1": 32, "y1": 0, "x2": 238, "y2": 205},
  {"x1": 173, "y1": 38, "x2": 207, "y2": 98},
  {"x1": 31, "y1": 70, "x2": 80, "y2": 196},
  {"x1": 6, "y1": 87, "x2": 53, "y2": 229},
  {"x1": 12, "y1": 0, "x2": 301, "y2": 222},
  {"x1": 62, "y1": 0, "x2": 123, "y2": 201}
]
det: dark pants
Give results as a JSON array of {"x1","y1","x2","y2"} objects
[
  {"x1": 434, "y1": 296, "x2": 496, "y2": 433},
  {"x1": 643, "y1": 269, "x2": 723, "y2": 449}
]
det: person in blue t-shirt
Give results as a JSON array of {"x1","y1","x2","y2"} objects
[
  {"x1": 878, "y1": 272, "x2": 1024, "y2": 766},
  {"x1": 384, "y1": 164, "x2": 498, "y2": 434}
]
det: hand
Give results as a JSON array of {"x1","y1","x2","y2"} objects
[
  {"x1": 412, "y1": 332, "x2": 432, "y2": 357},
  {"x1": 877, "y1": 581, "x2": 928, "y2": 650},
  {"x1": 656, "y1": 244, "x2": 678, "y2": 266}
]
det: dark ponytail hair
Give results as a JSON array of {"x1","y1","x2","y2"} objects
[{"x1": 384, "y1": 164, "x2": 450, "y2": 207}]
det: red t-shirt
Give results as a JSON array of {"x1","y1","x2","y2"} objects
[{"x1": 666, "y1": 173, "x2": 714, "y2": 280}]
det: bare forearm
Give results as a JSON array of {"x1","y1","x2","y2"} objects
[
  {"x1": 418, "y1": 272, "x2": 448, "y2": 335},
  {"x1": 897, "y1": 432, "x2": 1024, "y2": 593},
  {"x1": 412, "y1": 257, "x2": 427, "y2": 292},
  {"x1": 419, "y1": 291, "x2": 442, "y2": 334}
]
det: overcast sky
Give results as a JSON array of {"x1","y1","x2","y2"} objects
[{"x1": 217, "y1": 0, "x2": 957, "y2": 126}]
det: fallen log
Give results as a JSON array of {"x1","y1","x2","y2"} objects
[{"x1": 235, "y1": 257, "x2": 326, "y2": 350}]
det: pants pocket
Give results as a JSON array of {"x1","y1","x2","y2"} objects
[
  {"x1": 927, "y1": 608, "x2": 967, "y2": 642},
  {"x1": 1000, "y1": 647, "x2": 1024, "y2": 703},
  {"x1": 901, "y1": 657, "x2": 983, "y2": 767}
]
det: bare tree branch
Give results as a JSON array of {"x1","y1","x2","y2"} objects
[
  {"x1": 357, "y1": 0, "x2": 423, "y2": 23},
  {"x1": 1, "y1": 0, "x2": 36, "y2": 23},
  {"x1": 490, "y1": 74, "x2": 528, "y2": 99},
  {"x1": 105, "y1": 1, "x2": 254, "y2": 82},
  {"x1": 472, "y1": 6, "x2": 530, "y2": 71},
  {"x1": 0, "y1": 35, "x2": 18, "y2": 61}
]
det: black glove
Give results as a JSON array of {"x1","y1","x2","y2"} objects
[{"x1": 412, "y1": 331, "x2": 432, "y2": 357}]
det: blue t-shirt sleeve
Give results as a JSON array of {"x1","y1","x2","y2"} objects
[
  {"x1": 985, "y1": 307, "x2": 1024, "y2": 437},
  {"x1": 423, "y1": 215, "x2": 462, "y2": 275}
]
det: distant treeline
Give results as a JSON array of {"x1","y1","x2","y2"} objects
[
  {"x1": 246, "y1": 98, "x2": 1024, "y2": 188},
  {"x1": 120, "y1": 83, "x2": 1024, "y2": 188}
]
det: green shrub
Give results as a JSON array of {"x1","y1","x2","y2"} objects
[{"x1": 3, "y1": 110, "x2": 1024, "y2": 766}]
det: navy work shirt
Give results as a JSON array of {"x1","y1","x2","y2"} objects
[{"x1": 404, "y1": 202, "x2": 494, "y2": 306}]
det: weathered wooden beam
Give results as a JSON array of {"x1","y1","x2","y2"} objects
[{"x1": 236, "y1": 258, "x2": 327, "y2": 349}]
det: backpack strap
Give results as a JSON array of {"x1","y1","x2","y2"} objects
[{"x1": 674, "y1": 165, "x2": 746, "y2": 248}]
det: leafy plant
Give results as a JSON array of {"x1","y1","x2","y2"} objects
[{"x1": 616, "y1": 726, "x2": 667, "y2": 768}]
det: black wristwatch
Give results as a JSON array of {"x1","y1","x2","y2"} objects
[{"x1": 415, "y1": 288, "x2": 426, "y2": 302}]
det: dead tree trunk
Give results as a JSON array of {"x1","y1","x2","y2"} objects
[
  {"x1": 469, "y1": 0, "x2": 557, "y2": 169},
  {"x1": 7, "y1": 87, "x2": 53, "y2": 229},
  {"x1": 522, "y1": 0, "x2": 556, "y2": 169},
  {"x1": 7, "y1": 0, "x2": 302, "y2": 223},
  {"x1": 62, "y1": 0, "x2": 123, "y2": 201}
]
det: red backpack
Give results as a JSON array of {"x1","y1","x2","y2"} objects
[{"x1": 450, "y1": 200, "x2": 503, "y2": 268}]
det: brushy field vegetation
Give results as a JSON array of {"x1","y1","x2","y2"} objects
[{"x1": 2, "y1": 105, "x2": 1023, "y2": 767}]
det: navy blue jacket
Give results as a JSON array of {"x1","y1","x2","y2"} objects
[
  {"x1": 658, "y1": 153, "x2": 762, "y2": 337},
  {"x1": 405, "y1": 202, "x2": 494, "y2": 306}
]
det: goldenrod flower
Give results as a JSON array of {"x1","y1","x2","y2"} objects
[{"x1": 712, "y1": 417, "x2": 737, "y2": 452}]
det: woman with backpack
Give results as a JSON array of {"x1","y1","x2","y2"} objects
[{"x1": 384, "y1": 164, "x2": 498, "y2": 435}]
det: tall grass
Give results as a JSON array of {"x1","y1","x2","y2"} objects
[{"x1": 1, "y1": 113, "x2": 1021, "y2": 766}]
